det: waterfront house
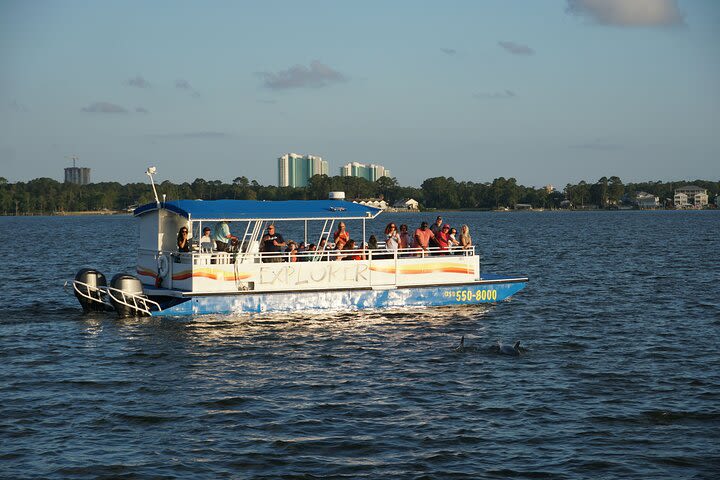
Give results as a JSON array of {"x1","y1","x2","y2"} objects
[
  {"x1": 673, "y1": 192, "x2": 689, "y2": 209},
  {"x1": 392, "y1": 198, "x2": 419, "y2": 211},
  {"x1": 635, "y1": 192, "x2": 659, "y2": 209},
  {"x1": 674, "y1": 185, "x2": 708, "y2": 208}
]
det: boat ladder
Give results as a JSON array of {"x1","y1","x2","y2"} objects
[
  {"x1": 69, "y1": 279, "x2": 112, "y2": 309},
  {"x1": 312, "y1": 219, "x2": 336, "y2": 261},
  {"x1": 69, "y1": 279, "x2": 162, "y2": 316},
  {"x1": 105, "y1": 286, "x2": 162, "y2": 316}
]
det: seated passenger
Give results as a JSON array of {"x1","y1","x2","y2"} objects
[
  {"x1": 286, "y1": 241, "x2": 298, "y2": 262},
  {"x1": 200, "y1": 227, "x2": 213, "y2": 252},
  {"x1": 367, "y1": 235, "x2": 378, "y2": 251},
  {"x1": 342, "y1": 239, "x2": 364, "y2": 261},
  {"x1": 177, "y1": 226, "x2": 190, "y2": 252}
]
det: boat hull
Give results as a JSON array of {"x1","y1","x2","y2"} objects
[{"x1": 148, "y1": 276, "x2": 527, "y2": 316}]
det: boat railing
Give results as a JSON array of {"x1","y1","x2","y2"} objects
[
  {"x1": 105, "y1": 285, "x2": 162, "y2": 316},
  {"x1": 155, "y1": 245, "x2": 477, "y2": 265},
  {"x1": 70, "y1": 279, "x2": 111, "y2": 308},
  {"x1": 70, "y1": 279, "x2": 162, "y2": 315}
]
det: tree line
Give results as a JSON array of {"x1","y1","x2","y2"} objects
[{"x1": 0, "y1": 175, "x2": 717, "y2": 215}]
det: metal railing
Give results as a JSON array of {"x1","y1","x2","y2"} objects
[
  {"x1": 70, "y1": 279, "x2": 162, "y2": 316},
  {"x1": 70, "y1": 279, "x2": 110, "y2": 308},
  {"x1": 161, "y1": 245, "x2": 476, "y2": 264},
  {"x1": 105, "y1": 285, "x2": 161, "y2": 316}
]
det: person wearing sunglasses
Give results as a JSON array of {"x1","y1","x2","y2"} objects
[
  {"x1": 176, "y1": 226, "x2": 191, "y2": 252},
  {"x1": 384, "y1": 222, "x2": 399, "y2": 254}
]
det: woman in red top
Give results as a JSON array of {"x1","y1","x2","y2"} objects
[
  {"x1": 435, "y1": 224, "x2": 451, "y2": 254},
  {"x1": 333, "y1": 222, "x2": 349, "y2": 250}
]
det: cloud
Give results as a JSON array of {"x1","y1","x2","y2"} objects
[
  {"x1": 175, "y1": 79, "x2": 192, "y2": 89},
  {"x1": 81, "y1": 102, "x2": 128, "y2": 113},
  {"x1": 175, "y1": 78, "x2": 201, "y2": 97},
  {"x1": 260, "y1": 60, "x2": 347, "y2": 90},
  {"x1": 440, "y1": 48, "x2": 457, "y2": 55},
  {"x1": 565, "y1": 0, "x2": 685, "y2": 26},
  {"x1": 8, "y1": 100, "x2": 28, "y2": 112},
  {"x1": 498, "y1": 41, "x2": 535, "y2": 56},
  {"x1": 135, "y1": 107, "x2": 149, "y2": 114},
  {"x1": 474, "y1": 90, "x2": 516, "y2": 99},
  {"x1": 146, "y1": 131, "x2": 229, "y2": 139},
  {"x1": 125, "y1": 75, "x2": 151, "y2": 88}
]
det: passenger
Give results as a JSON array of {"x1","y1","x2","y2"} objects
[
  {"x1": 286, "y1": 241, "x2": 298, "y2": 262},
  {"x1": 460, "y1": 224, "x2": 473, "y2": 251},
  {"x1": 333, "y1": 222, "x2": 350, "y2": 251},
  {"x1": 448, "y1": 227, "x2": 460, "y2": 253},
  {"x1": 317, "y1": 238, "x2": 328, "y2": 261},
  {"x1": 414, "y1": 221, "x2": 434, "y2": 254},
  {"x1": 435, "y1": 224, "x2": 451, "y2": 253},
  {"x1": 297, "y1": 242, "x2": 307, "y2": 261},
  {"x1": 384, "y1": 223, "x2": 399, "y2": 257},
  {"x1": 261, "y1": 224, "x2": 286, "y2": 263},
  {"x1": 367, "y1": 235, "x2": 378, "y2": 251},
  {"x1": 176, "y1": 226, "x2": 190, "y2": 252},
  {"x1": 342, "y1": 239, "x2": 364, "y2": 261},
  {"x1": 398, "y1": 224, "x2": 411, "y2": 250},
  {"x1": 214, "y1": 221, "x2": 238, "y2": 252},
  {"x1": 430, "y1": 216, "x2": 443, "y2": 235},
  {"x1": 199, "y1": 227, "x2": 213, "y2": 252}
]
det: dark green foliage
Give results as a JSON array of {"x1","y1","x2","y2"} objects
[{"x1": 0, "y1": 175, "x2": 717, "y2": 215}]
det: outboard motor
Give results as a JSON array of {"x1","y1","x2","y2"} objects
[
  {"x1": 109, "y1": 274, "x2": 150, "y2": 317},
  {"x1": 73, "y1": 268, "x2": 109, "y2": 312}
]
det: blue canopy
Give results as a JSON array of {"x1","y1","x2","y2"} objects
[{"x1": 134, "y1": 199, "x2": 383, "y2": 221}]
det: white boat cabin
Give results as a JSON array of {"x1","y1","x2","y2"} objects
[{"x1": 133, "y1": 200, "x2": 480, "y2": 295}]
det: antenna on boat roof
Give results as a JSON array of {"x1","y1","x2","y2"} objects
[{"x1": 146, "y1": 166, "x2": 160, "y2": 206}]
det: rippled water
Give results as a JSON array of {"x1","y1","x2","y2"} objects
[{"x1": 1, "y1": 211, "x2": 719, "y2": 479}]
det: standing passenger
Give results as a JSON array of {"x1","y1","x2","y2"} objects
[
  {"x1": 214, "y1": 221, "x2": 238, "y2": 252},
  {"x1": 398, "y1": 224, "x2": 411, "y2": 249},
  {"x1": 414, "y1": 221, "x2": 434, "y2": 255},
  {"x1": 333, "y1": 222, "x2": 350, "y2": 250},
  {"x1": 261, "y1": 225, "x2": 286, "y2": 263},
  {"x1": 384, "y1": 223, "x2": 399, "y2": 254},
  {"x1": 460, "y1": 225, "x2": 473, "y2": 251},
  {"x1": 430, "y1": 216, "x2": 443, "y2": 235}
]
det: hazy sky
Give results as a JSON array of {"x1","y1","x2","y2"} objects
[{"x1": 1, "y1": 0, "x2": 718, "y2": 187}]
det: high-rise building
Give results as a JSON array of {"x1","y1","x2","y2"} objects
[
  {"x1": 340, "y1": 162, "x2": 391, "y2": 182},
  {"x1": 278, "y1": 153, "x2": 328, "y2": 187},
  {"x1": 64, "y1": 167, "x2": 91, "y2": 185}
]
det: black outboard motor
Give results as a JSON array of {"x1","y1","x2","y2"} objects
[
  {"x1": 73, "y1": 268, "x2": 109, "y2": 312},
  {"x1": 109, "y1": 274, "x2": 150, "y2": 317}
]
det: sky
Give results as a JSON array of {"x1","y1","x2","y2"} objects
[{"x1": 1, "y1": 0, "x2": 719, "y2": 187}]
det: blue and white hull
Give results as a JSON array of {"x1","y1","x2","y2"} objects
[{"x1": 148, "y1": 275, "x2": 527, "y2": 316}]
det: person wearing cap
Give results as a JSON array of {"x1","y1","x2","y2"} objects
[
  {"x1": 414, "y1": 221, "x2": 434, "y2": 256},
  {"x1": 430, "y1": 216, "x2": 443, "y2": 235},
  {"x1": 435, "y1": 224, "x2": 451, "y2": 254}
]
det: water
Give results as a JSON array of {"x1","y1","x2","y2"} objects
[{"x1": 1, "y1": 211, "x2": 719, "y2": 479}]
